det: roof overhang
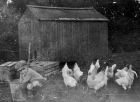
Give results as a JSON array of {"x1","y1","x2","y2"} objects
[{"x1": 27, "y1": 5, "x2": 109, "y2": 21}]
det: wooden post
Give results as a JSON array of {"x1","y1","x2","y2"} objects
[{"x1": 27, "y1": 42, "x2": 31, "y2": 66}]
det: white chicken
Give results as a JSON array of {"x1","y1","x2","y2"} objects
[
  {"x1": 88, "y1": 62, "x2": 95, "y2": 74},
  {"x1": 88, "y1": 59, "x2": 100, "y2": 76},
  {"x1": 115, "y1": 67, "x2": 128, "y2": 78},
  {"x1": 127, "y1": 65, "x2": 138, "y2": 88},
  {"x1": 95, "y1": 59, "x2": 100, "y2": 69},
  {"x1": 86, "y1": 62, "x2": 97, "y2": 91},
  {"x1": 62, "y1": 63, "x2": 77, "y2": 87},
  {"x1": 128, "y1": 65, "x2": 138, "y2": 79},
  {"x1": 107, "y1": 64, "x2": 117, "y2": 78},
  {"x1": 115, "y1": 66, "x2": 129, "y2": 90},
  {"x1": 62, "y1": 63, "x2": 73, "y2": 77},
  {"x1": 115, "y1": 65, "x2": 138, "y2": 90},
  {"x1": 7, "y1": 0, "x2": 12, "y2": 5},
  {"x1": 27, "y1": 83, "x2": 33, "y2": 90},
  {"x1": 87, "y1": 66, "x2": 109, "y2": 93},
  {"x1": 27, "y1": 80, "x2": 42, "y2": 90},
  {"x1": 73, "y1": 63, "x2": 83, "y2": 81}
]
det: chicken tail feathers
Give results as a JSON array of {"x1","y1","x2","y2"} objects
[
  {"x1": 95, "y1": 59, "x2": 100, "y2": 69},
  {"x1": 132, "y1": 71, "x2": 138, "y2": 78},
  {"x1": 112, "y1": 64, "x2": 117, "y2": 71},
  {"x1": 129, "y1": 65, "x2": 138, "y2": 78}
]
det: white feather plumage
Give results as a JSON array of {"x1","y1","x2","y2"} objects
[
  {"x1": 88, "y1": 60, "x2": 100, "y2": 76},
  {"x1": 88, "y1": 62, "x2": 96, "y2": 74},
  {"x1": 62, "y1": 63, "x2": 77, "y2": 87},
  {"x1": 87, "y1": 65, "x2": 108, "y2": 92},
  {"x1": 27, "y1": 80, "x2": 42, "y2": 90},
  {"x1": 107, "y1": 64, "x2": 116, "y2": 78},
  {"x1": 73, "y1": 63, "x2": 83, "y2": 81},
  {"x1": 115, "y1": 65, "x2": 138, "y2": 90},
  {"x1": 95, "y1": 59, "x2": 100, "y2": 69}
]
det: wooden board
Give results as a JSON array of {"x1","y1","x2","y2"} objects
[
  {"x1": 0, "y1": 62, "x2": 18, "y2": 82},
  {"x1": 29, "y1": 61, "x2": 60, "y2": 77},
  {"x1": 0, "y1": 62, "x2": 17, "y2": 70}
]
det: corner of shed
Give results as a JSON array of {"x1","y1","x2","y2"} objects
[{"x1": 18, "y1": 7, "x2": 37, "y2": 25}]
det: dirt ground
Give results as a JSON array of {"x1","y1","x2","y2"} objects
[{"x1": 0, "y1": 52, "x2": 140, "y2": 102}]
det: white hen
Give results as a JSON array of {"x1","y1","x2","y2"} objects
[
  {"x1": 127, "y1": 65, "x2": 138, "y2": 88},
  {"x1": 27, "y1": 80, "x2": 42, "y2": 90},
  {"x1": 115, "y1": 67, "x2": 129, "y2": 90},
  {"x1": 87, "y1": 66, "x2": 108, "y2": 93},
  {"x1": 95, "y1": 59, "x2": 100, "y2": 69},
  {"x1": 62, "y1": 63, "x2": 73, "y2": 76},
  {"x1": 115, "y1": 67, "x2": 128, "y2": 78},
  {"x1": 107, "y1": 64, "x2": 117, "y2": 78},
  {"x1": 128, "y1": 65, "x2": 138, "y2": 79},
  {"x1": 93, "y1": 66, "x2": 109, "y2": 92},
  {"x1": 73, "y1": 63, "x2": 83, "y2": 81},
  {"x1": 88, "y1": 59, "x2": 100, "y2": 76},
  {"x1": 115, "y1": 65, "x2": 138, "y2": 90},
  {"x1": 27, "y1": 83, "x2": 33, "y2": 90},
  {"x1": 115, "y1": 76, "x2": 129, "y2": 90},
  {"x1": 62, "y1": 63, "x2": 77, "y2": 87},
  {"x1": 88, "y1": 62, "x2": 96, "y2": 75}
]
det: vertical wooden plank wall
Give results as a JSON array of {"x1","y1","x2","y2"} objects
[
  {"x1": 18, "y1": 7, "x2": 108, "y2": 65},
  {"x1": 37, "y1": 21, "x2": 108, "y2": 64}
]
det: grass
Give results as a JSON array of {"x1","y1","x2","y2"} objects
[
  {"x1": 25, "y1": 73, "x2": 139, "y2": 102},
  {"x1": 0, "y1": 51, "x2": 140, "y2": 102},
  {"x1": 25, "y1": 52, "x2": 140, "y2": 102},
  {"x1": 25, "y1": 73, "x2": 112, "y2": 102}
]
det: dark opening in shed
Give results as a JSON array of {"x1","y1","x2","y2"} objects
[{"x1": 18, "y1": 5, "x2": 109, "y2": 65}]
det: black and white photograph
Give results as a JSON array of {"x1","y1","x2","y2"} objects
[{"x1": 0, "y1": 0, "x2": 140, "y2": 102}]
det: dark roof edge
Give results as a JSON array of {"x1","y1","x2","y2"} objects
[
  {"x1": 27, "y1": 5, "x2": 95, "y2": 10},
  {"x1": 38, "y1": 19, "x2": 109, "y2": 21},
  {"x1": 26, "y1": 5, "x2": 109, "y2": 21}
]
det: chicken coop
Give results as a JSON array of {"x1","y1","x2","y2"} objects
[{"x1": 18, "y1": 5, "x2": 109, "y2": 65}]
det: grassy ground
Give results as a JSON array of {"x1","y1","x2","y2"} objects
[
  {"x1": 26, "y1": 51, "x2": 140, "y2": 102},
  {"x1": 0, "y1": 51, "x2": 140, "y2": 102},
  {"x1": 25, "y1": 72, "x2": 140, "y2": 102}
]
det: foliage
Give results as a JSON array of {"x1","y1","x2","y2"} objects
[{"x1": 0, "y1": 0, "x2": 21, "y2": 62}]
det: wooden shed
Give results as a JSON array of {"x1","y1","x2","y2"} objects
[{"x1": 18, "y1": 5, "x2": 109, "y2": 64}]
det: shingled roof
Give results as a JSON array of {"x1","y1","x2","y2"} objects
[{"x1": 27, "y1": 5, "x2": 108, "y2": 21}]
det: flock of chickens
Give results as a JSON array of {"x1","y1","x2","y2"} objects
[{"x1": 62, "y1": 59, "x2": 138, "y2": 93}]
